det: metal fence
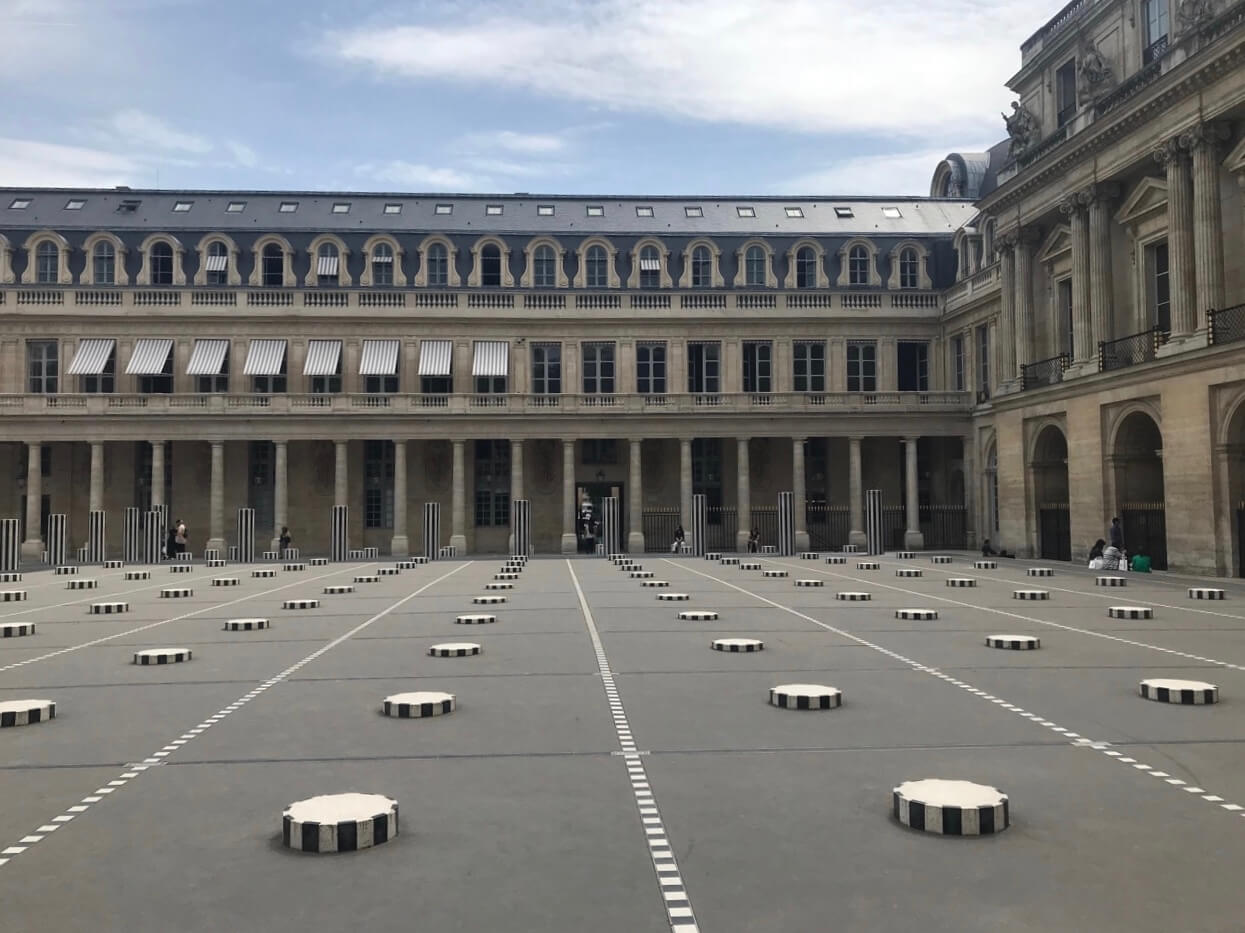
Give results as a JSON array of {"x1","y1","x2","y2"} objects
[
  {"x1": 920, "y1": 505, "x2": 969, "y2": 550},
  {"x1": 1099, "y1": 326, "x2": 1168, "y2": 373},
  {"x1": 1209, "y1": 303, "x2": 1245, "y2": 346},
  {"x1": 643, "y1": 507, "x2": 736, "y2": 552},
  {"x1": 807, "y1": 505, "x2": 850, "y2": 550},
  {"x1": 1121, "y1": 502, "x2": 1167, "y2": 571},
  {"x1": 1021, "y1": 353, "x2": 1069, "y2": 390},
  {"x1": 1038, "y1": 503, "x2": 1071, "y2": 562}
]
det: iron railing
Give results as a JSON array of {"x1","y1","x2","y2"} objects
[
  {"x1": 1021, "y1": 353, "x2": 1070, "y2": 390},
  {"x1": 1098, "y1": 327, "x2": 1168, "y2": 373},
  {"x1": 1209, "y1": 303, "x2": 1245, "y2": 346}
]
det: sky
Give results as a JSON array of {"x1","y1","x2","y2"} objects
[{"x1": 0, "y1": 0, "x2": 1050, "y2": 197}]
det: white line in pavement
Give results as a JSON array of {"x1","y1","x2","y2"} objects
[
  {"x1": 567, "y1": 560, "x2": 699, "y2": 933},
  {"x1": 0, "y1": 562, "x2": 468, "y2": 871}
]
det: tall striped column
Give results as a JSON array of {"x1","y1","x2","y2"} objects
[
  {"x1": 865, "y1": 489, "x2": 883, "y2": 555},
  {"x1": 46, "y1": 514, "x2": 67, "y2": 566},
  {"x1": 777, "y1": 492, "x2": 794, "y2": 556},
  {"x1": 124, "y1": 507, "x2": 141, "y2": 563},
  {"x1": 422, "y1": 502, "x2": 441, "y2": 560},
  {"x1": 691, "y1": 493, "x2": 707, "y2": 557},
  {"x1": 331, "y1": 505, "x2": 348, "y2": 562},
  {"x1": 87, "y1": 510, "x2": 106, "y2": 564},
  {"x1": 0, "y1": 519, "x2": 20, "y2": 572},
  {"x1": 512, "y1": 499, "x2": 531, "y2": 557},
  {"x1": 236, "y1": 507, "x2": 255, "y2": 563},
  {"x1": 143, "y1": 510, "x2": 163, "y2": 564}
]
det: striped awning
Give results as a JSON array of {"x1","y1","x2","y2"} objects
[
  {"x1": 67, "y1": 338, "x2": 115, "y2": 375},
  {"x1": 204, "y1": 254, "x2": 228, "y2": 272},
  {"x1": 242, "y1": 339, "x2": 287, "y2": 376},
  {"x1": 124, "y1": 338, "x2": 173, "y2": 375},
  {"x1": 639, "y1": 258, "x2": 661, "y2": 271},
  {"x1": 418, "y1": 339, "x2": 453, "y2": 377},
  {"x1": 359, "y1": 339, "x2": 399, "y2": 376},
  {"x1": 316, "y1": 254, "x2": 339, "y2": 276},
  {"x1": 186, "y1": 339, "x2": 229, "y2": 376},
  {"x1": 472, "y1": 341, "x2": 509, "y2": 377},
  {"x1": 370, "y1": 251, "x2": 393, "y2": 263},
  {"x1": 303, "y1": 339, "x2": 342, "y2": 376}
]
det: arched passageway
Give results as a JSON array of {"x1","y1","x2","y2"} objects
[
  {"x1": 1032, "y1": 425, "x2": 1070, "y2": 561},
  {"x1": 1224, "y1": 404, "x2": 1245, "y2": 577},
  {"x1": 1113, "y1": 411, "x2": 1167, "y2": 570}
]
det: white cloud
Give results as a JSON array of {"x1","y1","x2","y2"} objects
[
  {"x1": 355, "y1": 160, "x2": 485, "y2": 190},
  {"x1": 463, "y1": 130, "x2": 566, "y2": 155},
  {"x1": 225, "y1": 141, "x2": 259, "y2": 168},
  {"x1": 335, "y1": 0, "x2": 1032, "y2": 138},
  {"x1": 0, "y1": 137, "x2": 139, "y2": 187},
  {"x1": 111, "y1": 108, "x2": 212, "y2": 153},
  {"x1": 782, "y1": 146, "x2": 995, "y2": 197}
]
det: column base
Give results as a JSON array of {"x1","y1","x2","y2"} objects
[
  {"x1": 903, "y1": 530, "x2": 925, "y2": 551},
  {"x1": 627, "y1": 532, "x2": 645, "y2": 554},
  {"x1": 206, "y1": 537, "x2": 226, "y2": 556},
  {"x1": 449, "y1": 534, "x2": 467, "y2": 554},
  {"x1": 794, "y1": 531, "x2": 810, "y2": 552},
  {"x1": 1063, "y1": 360, "x2": 1098, "y2": 380},
  {"x1": 848, "y1": 530, "x2": 867, "y2": 548},
  {"x1": 736, "y1": 530, "x2": 751, "y2": 553},
  {"x1": 21, "y1": 539, "x2": 43, "y2": 561},
  {"x1": 1156, "y1": 331, "x2": 1209, "y2": 358},
  {"x1": 561, "y1": 533, "x2": 577, "y2": 555},
  {"x1": 389, "y1": 535, "x2": 409, "y2": 557}
]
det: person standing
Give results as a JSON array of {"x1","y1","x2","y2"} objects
[
  {"x1": 174, "y1": 519, "x2": 188, "y2": 555},
  {"x1": 279, "y1": 525, "x2": 292, "y2": 557},
  {"x1": 748, "y1": 528, "x2": 759, "y2": 553},
  {"x1": 1109, "y1": 517, "x2": 1124, "y2": 552}
]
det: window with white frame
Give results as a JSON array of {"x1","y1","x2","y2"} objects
[
  {"x1": 533, "y1": 244, "x2": 557, "y2": 288},
  {"x1": 796, "y1": 246, "x2": 817, "y2": 289},
  {"x1": 27, "y1": 340, "x2": 58, "y2": 394},
  {"x1": 205, "y1": 241, "x2": 229, "y2": 286},
  {"x1": 846, "y1": 341, "x2": 876, "y2": 393},
  {"x1": 94, "y1": 242, "x2": 116, "y2": 285},
  {"x1": 473, "y1": 440, "x2": 510, "y2": 527},
  {"x1": 951, "y1": 335, "x2": 965, "y2": 392},
  {"x1": 480, "y1": 244, "x2": 502, "y2": 287},
  {"x1": 1145, "y1": 240, "x2": 1171, "y2": 333},
  {"x1": 585, "y1": 245, "x2": 608, "y2": 288},
  {"x1": 581, "y1": 342, "x2": 615, "y2": 394},
  {"x1": 371, "y1": 243, "x2": 394, "y2": 286},
  {"x1": 742, "y1": 341, "x2": 772, "y2": 394},
  {"x1": 848, "y1": 245, "x2": 870, "y2": 286},
  {"x1": 261, "y1": 243, "x2": 283, "y2": 286},
  {"x1": 531, "y1": 343, "x2": 561, "y2": 394},
  {"x1": 745, "y1": 245, "x2": 767, "y2": 286},
  {"x1": 899, "y1": 247, "x2": 920, "y2": 289},
  {"x1": 793, "y1": 341, "x2": 826, "y2": 393},
  {"x1": 316, "y1": 242, "x2": 340, "y2": 286},
  {"x1": 35, "y1": 241, "x2": 59, "y2": 284},
  {"x1": 636, "y1": 341, "x2": 666, "y2": 395},
  {"x1": 687, "y1": 341, "x2": 720, "y2": 394},
  {"x1": 426, "y1": 243, "x2": 449, "y2": 287},
  {"x1": 690, "y1": 246, "x2": 713, "y2": 288},
  {"x1": 638, "y1": 246, "x2": 661, "y2": 289}
]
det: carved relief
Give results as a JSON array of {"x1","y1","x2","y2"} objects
[{"x1": 1077, "y1": 39, "x2": 1114, "y2": 104}]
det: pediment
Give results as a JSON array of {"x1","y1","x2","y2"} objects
[
  {"x1": 1114, "y1": 177, "x2": 1168, "y2": 228},
  {"x1": 1226, "y1": 133, "x2": 1245, "y2": 175},
  {"x1": 1037, "y1": 224, "x2": 1071, "y2": 264}
]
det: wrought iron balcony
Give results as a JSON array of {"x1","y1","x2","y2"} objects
[
  {"x1": 1209, "y1": 303, "x2": 1245, "y2": 347},
  {"x1": 1098, "y1": 327, "x2": 1168, "y2": 373},
  {"x1": 1021, "y1": 353, "x2": 1070, "y2": 390}
]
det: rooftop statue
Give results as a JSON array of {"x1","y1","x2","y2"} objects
[{"x1": 1003, "y1": 102, "x2": 1041, "y2": 158}]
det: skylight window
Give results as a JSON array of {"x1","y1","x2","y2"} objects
[
  {"x1": 635, "y1": 206, "x2": 654, "y2": 217},
  {"x1": 485, "y1": 204, "x2": 504, "y2": 216},
  {"x1": 586, "y1": 205, "x2": 604, "y2": 217},
  {"x1": 172, "y1": 201, "x2": 193, "y2": 212},
  {"x1": 834, "y1": 206, "x2": 854, "y2": 219},
  {"x1": 332, "y1": 202, "x2": 351, "y2": 214},
  {"x1": 226, "y1": 201, "x2": 246, "y2": 213},
  {"x1": 537, "y1": 205, "x2": 555, "y2": 216},
  {"x1": 116, "y1": 199, "x2": 141, "y2": 213},
  {"x1": 882, "y1": 206, "x2": 903, "y2": 218},
  {"x1": 435, "y1": 204, "x2": 453, "y2": 215},
  {"x1": 784, "y1": 207, "x2": 804, "y2": 218},
  {"x1": 8, "y1": 198, "x2": 31, "y2": 210},
  {"x1": 684, "y1": 206, "x2": 703, "y2": 217},
  {"x1": 384, "y1": 203, "x2": 402, "y2": 214},
  {"x1": 64, "y1": 199, "x2": 86, "y2": 211},
  {"x1": 736, "y1": 206, "x2": 755, "y2": 218},
  {"x1": 279, "y1": 201, "x2": 299, "y2": 213}
]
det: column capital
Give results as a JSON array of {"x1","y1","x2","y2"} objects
[
  {"x1": 792, "y1": 436, "x2": 807, "y2": 444},
  {"x1": 1181, "y1": 120, "x2": 1233, "y2": 154},
  {"x1": 628, "y1": 437, "x2": 644, "y2": 446},
  {"x1": 1084, "y1": 181, "x2": 1121, "y2": 204},
  {"x1": 848, "y1": 434, "x2": 865, "y2": 443},
  {"x1": 1014, "y1": 226, "x2": 1043, "y2": 248},
  {"x1": 1153, "y1": 136, "x2": 1189, "y2": 167},
  {"x1": 1058, "y1": 191, "x2": 1090, "y2": 215}
]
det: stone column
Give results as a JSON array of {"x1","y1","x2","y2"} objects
[
  {"x1": 561, "y1": 439, "x2": 576, "y2": 554},
  {"x1": 679, "y1": 438, "x2": 693, "y2": 532},
  {"x1": 1013, "y1": 229, "x2": 1037, "y2": 372},
  {"x1": 1087, "y1": 184, "x2": 1118, "y2": 347},
  {"x1": 334, "y1": 440, "x2": 348, "y2": 507},
  {"x1": 150, "y1": 441, "x2": 165, "y2": 509},
  {"x1": 1155, "y1": 138, "x2": 1196, "y2": 337},
  {"x1": 903, "y1": 436, "x2": 924, "y2": 550},
  {"x1": 792, "y1": 437, "x2": 809, "y2": 551},
  {"x1": 207, "y1": 440, "x2": 226, "y2": 555},
  {"x1": 450, "y1": 439, "x2": 467, "y2": 552},
  {"x1": 997, "y1": 236, "x2": 1017, "y2": 382},
  {"x1": 1185, "y1": 122, "x2": 1230, "y2": 329},
  {"x1": 89, "y1": 442, "x2": 104, "y2": 514},
  {"x1": 272, "y1": 440, "x2": 288, "y2": 553},
  {"x1": 1060, "y1": 196, "x2": 1093, "y2": 364},
  {"x1": 628, "y1": 438, "x2": 644, "y2": 553},
  {"x1": 390, "y1": 440, "x2": 408, "y2": 556},
  {"x1": 735, "y1": 437, "x2": 751, "y2": 552},
  {"x1": 848, "y1": 435, "x2": 866, "y2": 548},
  {"x1": 21, "y1": 442, "x2": 42, "y2": 558},
  {"x1": 508, "y1": 439, "x2": 524, "y2": 553}
]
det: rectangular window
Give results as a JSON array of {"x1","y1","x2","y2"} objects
[
  {"x1": 742, "y1": 341, "x2": 772, "y2": 394},
  {"x1": 581, "y1": 439, "x2": 618, "y2": 465},
  {"x1": 1057, "y1": 277, "x2": 1075, "y2": 355},
  {"x1": 364, "y1": 440, "x2": 395, "y2": 529},
  {"x1": 586, "y1": 205, "x2": 604, "y2": 217},
  {"x1": 9, "y1": 198, "x2": 31, "y2": 210},
  {"x1": 138, "y1": 352, "x2": 173, "y2": 395},
  {"x1": 976, "y1": 324, "x2": 990, "y2": 397},
  {"x1": 531, "y1": 343, "x2": 562, "y2": 395},
  {"x1": 846, "y1": 341, "x2": 877, "y2": 393},
  {"x1": 226, "y1": 201, "x2": 246, "y2": 213},
  {"x1": 435, "y1": 203, "x2": 453, "y2": 215},
  {"x1": 1056, "y1": 59, "x2": 1077, "y2": 127},
  {"x1": 636, "y1": 341, "x2": 667, "y2": 395},
  {"x1": 331, "y1": 202, "x2": 350, "y2": 214},
  {"x1": 635, "y1": 206, "x2": 653, "y2": 217},
  {"x1": 196, "y1": 348, "x2": 230, "y2": 394},
  {"x1": 278, "y1": 201, "x2": 298, "y2": 213},
  {"x1": 684, "y1": 206, "x2": 703, "y2": 217},
  {"x1": 951, "y1": 336, "x2": 965, "y2": 392},
  {"x1": 310, "y1": 365, "x2": 342, "y2": 394},
  {"x1": 28, "y1": 340, "x2": 59, "y2": 394},
  {"x1": 537, "y1": 204, "x2": 555, "y2": 216},
  {"x1": 474, "y1": 375, "x2": 507, "y2": 394},
  {"x1": 897, "y1": 341, "x2": 929, "y2": 392},
  {"x1": 253, "y1": 358, "x2": 287, "y2": 395},
  {"x1": 473, "y1": 440, "x2": 510, "y2": 527},
  {"x1": 64, "y1": 199, "x2": 85, "y2": 211},
  {"x1": 691, "y1": 438, "x2": 723, "y2": 511},
  {"x1": 420, "y1": 376, "x2": 450, "y2": 395},
  {"x1": 784, "y1": 207, "x2": 804, "y2": 218},
  {"x1": 1146, "y1": 241, "x2": 1171, "y2": 333},
  {"x1": 793, "y1": 341, "x2": 826, "y2": 393},
  {"x1": 581, "y1": 343, "x2": 616, "y2": 395},
  {"x1": 485, "y1": 204, "x2": 503, "y2": 216},
  {"x1": 172, "y1": 200, "x2": 193, "y2": 212},
  {"x1": 882, "y1": 206, "x2": 903, "y2": 219},
  {"x1": 82, "y1": 349, "x2": 116, "y2": 394},
  {"x1": 1143, "y1": 0, "x2": 1169, "y2": 62},
  {"x1": 834, "y1": 206, "x2": 854, "y2": 219},
  {"x1": 383, "y1": 203, "x2": 402, "y2": 214},
  {"x1": 736, "y1": 206, "x2": 755, "y2": 218},
  {"x1": 687, "y1": 341, "x2": 721, "y2": 394},
  {"x1": 365, "y1": 375, "x2": 399, "y2": 394}
]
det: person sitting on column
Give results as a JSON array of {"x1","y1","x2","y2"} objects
[
  {"x1": 748, "y1": 528, "x2": 760, "y2": 553},
  {"x1": 671, "y1": 524, "x2": 685, "y2": 553}
]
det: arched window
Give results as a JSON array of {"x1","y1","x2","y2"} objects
[
  {"x1": 206, "y1": 241, "x2": 229, "y2": 286},
  {"x1": 480, "y1": 244, "x2": 501, "y2": 287},
  {"x1": 691, "y1": 245, "x2": 712, "y2": 288},
  {"x1": 317, "y1": 242, "x2": 340, "y2": 286},
  {"x1": 533, "y1": 244, "x2": 556, "y2": 288},
  {"x1": 371, "y1": 243, "x2": 394, "y2": 286},
  {"x1": 745, "y1": 245, "x2": 767, "y2": 287},
  {"x1": 585, "y1": 245, "x2": 608, "y2": 288},
  {"x1": 848, "y1": 245, "x2": 869, "y2": 286},
  {"x1": 261, "y1": 243, "x2": 284, "y2": 286},
  {"x1": 150, "y1": 242, "x2": 174, "y2": 286},
  {"x1": 427, "y1": 243, "x2": 448, "y2": 287},
  {"x1": 93, "y1": 242, "x2": 116, "y2": 285},
  {"x1": 35, "y1": 241, "x2": 59, "y2": 284},
  {"x1": 795, "y1": 246, "x2": 817, "y2": 289},
  {"x1": 899, "y1": 248, "x2": 920, "y2": 289},
  {"x1": 639, "y1": 245, "x2": 660, "y2": 289}
]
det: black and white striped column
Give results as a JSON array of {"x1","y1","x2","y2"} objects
[
  {"x1": 777, "y1": 491, "x2": 795, "y2": 557},
  {"x1": 330, "y1": 505, "x2": 348, "y2": 562},
  {"x1": 691, "y1": 493, "x2": 707, "y2": 557},
  {"x1": 46, "y1": 513, "x2": 67, "y2": 567},
  {"x1": 422, "y1": 502, "x2": 441, "y2": 560},
  {"x1": 512, "y1": 498, "x2": 531, "y2": 557},
  {"x1": 0, "y1": 519, "x2": 19, "y2": 573},
  {"x1": 602, "y1": 496, "x2": 620, "y2": 559},
  {"x1": 236, "y1": 507, "x2": 255, "y2": 563},
  {"x1": 87, "y1": 510, "x2": 106, "y2": 564},
  {"x1": 143, "y1": 510, "x2": 164, "y2": 565},
  {"x1": 865, "y1": 489, "x2": 883, "y2": 556},
  {"x1": 123, "y1": 507, "x2": 141, "y2": 564}
]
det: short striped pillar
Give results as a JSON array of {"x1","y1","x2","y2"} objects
[
  {"x1": 46, "y1": 513, "x2": 67, "y2": 567},
  {"x1": 87, "y1": 510, "x2": 106, "y2": 564},
  {"x1": 777, "y1": 491, "x2": 795, "y2": 557},
  {"x1": 0, "y1": 519, "x2": 19, "y2": 572},
  {"x1": 422, "y1": 502, "x2": 441, "y2": 560},
  {"x1": 330, "y1": 505, "x2": 348, "y2": 562},
  {"x1": 512, "y1": 498, "x2": 531, "y2": 557},
  {"x1": 236, "y1": 507, "x2": 256, "y2": 563},
  {"x1": 123, "y1": 507, "x2": 142, "y2": 564}
]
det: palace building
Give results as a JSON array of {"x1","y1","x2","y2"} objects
[{"x1": 1, "y1": 0, "x2": 1243, "y2": 572}]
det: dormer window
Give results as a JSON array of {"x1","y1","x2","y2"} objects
[
  {"x1": 737, "y1": 206, "x2": 755, "y2": 218},
  {"x1": 226, "y1": 201, "x2": 246, "y2": 213},
  {"x1": 8, "y1": 198, "x2": 31, "y2": 210},
  {"x1": 684, "y1": 206, "x2": 703, "y2": 218},
  {"x1": 332, "y1": 202, "x2": 351, "y2": 214},
  {"x1": 278, "y1": 201, "x2": 298, "y2": 213},
  {"x1": 172, "y1": 201, "x2": 193, "y2": 213},
  {"x1": 64, "y1": 199, "x2": 86, "y2": 211},
  {"x1": 784, "y1": 207, "x2": 804, "y2": 218},
  {"x1": 205, "y1": 241, "x2": 229, "y2": 286},
  {"x1": 834, "y1": 206, "x2": 854, "y2": 219}
]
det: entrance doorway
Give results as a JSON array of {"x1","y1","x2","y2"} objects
[
  {"x1": 1033, "y1": 425, "x2": 1071, "y2": 562},
  {"x1": 578, "y1": 482, "x2": 623, "y2": 554},
  {"x1": 1113, "y1": 411, "x2": 1167, "y2": 570}
]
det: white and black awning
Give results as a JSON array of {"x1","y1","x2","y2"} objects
[
  {"x1": 66, "y1": 338, "x2": 115, "y2": 375},
  {"x1": 125, "y1": 338, "x2": 173, "y2": 375},
  {"x1": 204, "y1": 254, "x2": 228, "y2": 273},
  {"x1": 359, "y1": 339, "x2": 399, "y2": 376},
  {"x1": 242, "y1": 339, "x2": 287, "y2": 376},
  {"x1": 418, "y1": 339, "x2": 453, "y2": 377},
  {"x1": 186, "y1": 339, "x2": 229, "y2": 376},
  {"x1": 472, "y1": 341, "x2": 509, "y2": 378},
  {"x1": 316, "y1": 254, "x2": 339, "y2": 277},
  {"x1": 303, "y1": 340, "x2": 342, "y2": 376}
]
